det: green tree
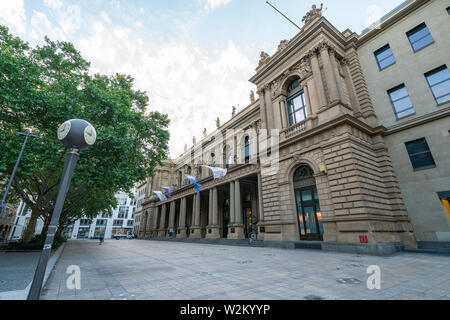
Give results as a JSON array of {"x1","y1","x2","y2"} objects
[{"x1": 0, "y1": 26, "x2": 170, "y2": 242}]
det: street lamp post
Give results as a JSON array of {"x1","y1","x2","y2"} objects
[
  {"x1": 27, "y1": 119, "x2": 97, "y2": 300},
  {"x1": 0, "y1": 130, "x2": 40, "y2": 216}
]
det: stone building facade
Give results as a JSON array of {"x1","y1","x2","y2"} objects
[{"x1": 137, "y1": 1, "x2": 450, "y2": 254}]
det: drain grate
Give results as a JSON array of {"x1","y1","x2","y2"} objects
[
  {"x1": 304, "y1": 295, "x2": 325, "y2": 300},
  {"x1": 336, "y1": 278, "x2": 362, "y2": 284}
]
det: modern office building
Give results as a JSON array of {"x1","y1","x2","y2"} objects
[{"x1": 10, "y1": 189, "x2": 137, "y2": 240}]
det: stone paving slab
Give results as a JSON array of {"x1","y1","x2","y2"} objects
[{"x1": 40, "y1": 240, "x2": 450, "y2": 300}]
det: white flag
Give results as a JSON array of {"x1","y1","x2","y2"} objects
[
  {"x1": 153, "y1": 191, "x2": 167, "y2": 202},
  {"x1": 204, "y1": 166, "x2": 228, "y2": 180}
]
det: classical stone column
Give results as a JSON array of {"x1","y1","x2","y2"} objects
[
  {"x1": 207, "y1": 187, "x2": 220, "y2": 239},
  {"x1": 257, "y1": 172, "x2": 265, "y2": 240},
  {"x1": 278, "y1": 97, "x2": 288, "y2": 129},
  {"x1": 140, "y1": 210, "x2": 148, "y2": 238},
  {"x1": 306, "y1": 78, "x2": 319, "y2": 116},
  {"x1": 177, "y1": 198, "x2": 187, "y2": 238},
  {"x1": 309, "y1": 51, "x2": 327, "y2": 109},
  {"x1": 146, "y1": 208, "x2": 153, "y2": 237},
  {"x1": 152, "y1": 206, "x2": 159, "y2": 237},
  {"x1": 168, "y1": 201, "x2": 176, "y2": 237},
  {"x1": 319, "y1": 43, "x2": 340, "y2": 104},
  {"x1": 228, "y1": 181, "x2": 235, "y2": 239},
  {"x1": 208, "y1": 189, "x2": 213, "y2": 225},
  {"x1": 191, "y1": 194, "x2": 202, "y2": 239},
  {"x1": 258, "y1": 89, "x2": 268, "y2": 130},
  {"x1": 264, "y1": 85, "x2": 274, "y2": 129},
  {"x1": 158, "y1": 204, "x2": 167, "y2": 237},
  {"x1": 329, "y1": 49, "x2": 343, "y2": 103},
  {"x1": 229, "y1": 180, "x2": 245, "y2": 239}
]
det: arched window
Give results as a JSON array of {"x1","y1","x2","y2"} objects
[
  {"x1": 286, "y1": 77, "x2": 308, "y2": 126},
  {"x1": 293, "y1": 165, "x2": 314, "y2": 181},
  {"x1": 244, "y1": 136, "x2": 250, "y2": 163}
]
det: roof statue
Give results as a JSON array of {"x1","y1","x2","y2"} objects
[{"x1": 302, "y1": 3, "x2": 323, "y2": 27}]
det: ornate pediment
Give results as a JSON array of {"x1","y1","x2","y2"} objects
[{"x1": 290, "y1": 57, "x2": 312, "y2": 79}]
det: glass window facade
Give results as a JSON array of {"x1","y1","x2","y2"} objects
[
  {"x1": 374, "y1": 44, "x2": 395, "y2": 70},
  {"x1": 425, "y1": 65, "x2": 450, "y2": 104},
  {"x1": 406, "y1": 22, "x2": 434, "y2": 52},
  {"x1": 405, "y1": 138, "x2": 436, "y2": 170},
  {"x1": 388, "y1": 84, "x2": 415, "y2": 119}
]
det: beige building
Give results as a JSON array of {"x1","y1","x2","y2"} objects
[
  {"x1": 140, "y1": 1, "x2": 449, "y2": 254},
  {"x1": 358, "y1": 0, "x2": 450, "y2": 244}
]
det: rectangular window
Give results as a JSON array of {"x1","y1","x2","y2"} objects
[
  {"x1": 96, "y1": 219, "x2": 107, "y2": 226},
  {"x1": 425, "y1": 65, "x2": 450, "y2": 104},
  {"x1": 287, "y1": 91, "x2": 308, "y2": 126},
  {"x1": 405, "y1": 138, "x2": 436, "y2": 170},
  {"x1": 406, "y1": 22, "x2": 434, "y2": 52},
  {"x1": 387, "y1": 84, "x2": 415, "y2": 119},
  {"x1": 374, "y1": 44, "x2": 395, "y2": 70},
  {"x1": 447, "y1": 7, "x2": 450, "y2": 16},
  {"x1": 80, "y1": 219, "x2": 92, "y2": 226},
  {"x1": 113, "y1": 220, "x2": 123, "y2": 226},
  {"x1": 127, "y1": 220, "x2": 134, "y2": 227}
]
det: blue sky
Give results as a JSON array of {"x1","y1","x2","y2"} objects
[{"x1": 0, "y1": 0, "x2": 406, "y2": 157}]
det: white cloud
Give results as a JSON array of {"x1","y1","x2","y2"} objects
[
  {"x1": 203, "y1": 0, "x2": 232, "y2": 11},
  {"x1": 0, "y1": 0, "x2": 26, "y2": 34},
  {"x1": 77, "y1": 21, "x2": 256, "y2": 158},
  {"x1": 30, "y1": 10, "x2": 65, "y2": 40},
  {"x1": 44, "y1": 0, "x2": 63, "y2": 9}
]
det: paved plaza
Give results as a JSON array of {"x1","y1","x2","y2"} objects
[
  {"x1": 40, "y1": 240, "x2": 450, "y2": 300},
  {"x1": 0, "y1": 252, "x2": 40, "y2": 293}
]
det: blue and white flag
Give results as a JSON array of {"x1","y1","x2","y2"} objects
[
  {"x1": 204, "y1": 166, "x2": 228, "y2": 180},
  {"x1": 153, "y1": 191, "x2": 167, "y2": 202},
  {"x1": 162, "y1": 187, "x2": 172, "y2": 198},
  {"x1": 184, "y1": 174, "x2": 202, "y2": 194}
]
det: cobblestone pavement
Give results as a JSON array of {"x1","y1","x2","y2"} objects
[{"x1": 40, "y1": 240, "x2": 450, "y2": 300}]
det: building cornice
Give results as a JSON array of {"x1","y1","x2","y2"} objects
[
  {"x1": 384, "y1": 106, "x2": 450, "y2": 136},
  {"x1": 357, "y1": 0, "x2": 430, "y2": 46}
]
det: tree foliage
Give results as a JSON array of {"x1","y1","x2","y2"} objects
[{"x1": 0, "y1": 26, "x2": 170, "y2": 241}]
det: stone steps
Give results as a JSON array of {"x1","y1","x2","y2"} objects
[{"x1": 147, "y1": 237, "x2": 265, "y2": 248}]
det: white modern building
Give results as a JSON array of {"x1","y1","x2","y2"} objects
[{"x1": 9, "y1": 188, "x2": 137, "y2": 240}]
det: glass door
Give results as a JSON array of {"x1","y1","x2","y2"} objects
[{"x1": 295, "y1": 187, "x2": 323, "y2": 241}]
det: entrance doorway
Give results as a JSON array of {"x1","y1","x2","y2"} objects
[
  {"x1": 293, "y1": 166, "x2": 324, "y2": 241},
  {"x1": 222, "y1": 199, "x2": 230, "y2": 238},
  {"x1": 243, "y1": 193, "x2": 256, "y2": 238}
]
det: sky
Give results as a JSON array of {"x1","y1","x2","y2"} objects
[{"x1": 0, "y1": 0, "x2": 406, "y2": 158}]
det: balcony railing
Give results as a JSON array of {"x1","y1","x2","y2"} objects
[{"x1": 284, "y1": 120, "x2": 306, "y2": 139}]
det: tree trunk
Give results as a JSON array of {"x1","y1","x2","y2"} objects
[
  {"x1": 55, "y1": 223, "x2": 65, "y2": 238},
  {"x1": 40, "y1": 215, "x2": 51, "y2": 237},
  {"x1": 23, "y1": 207, "x2": 41, "y2": 242}
]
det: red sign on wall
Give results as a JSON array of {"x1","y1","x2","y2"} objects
[{"x1": 359, "y1": 235, "x2": 368, "y2": 243}]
